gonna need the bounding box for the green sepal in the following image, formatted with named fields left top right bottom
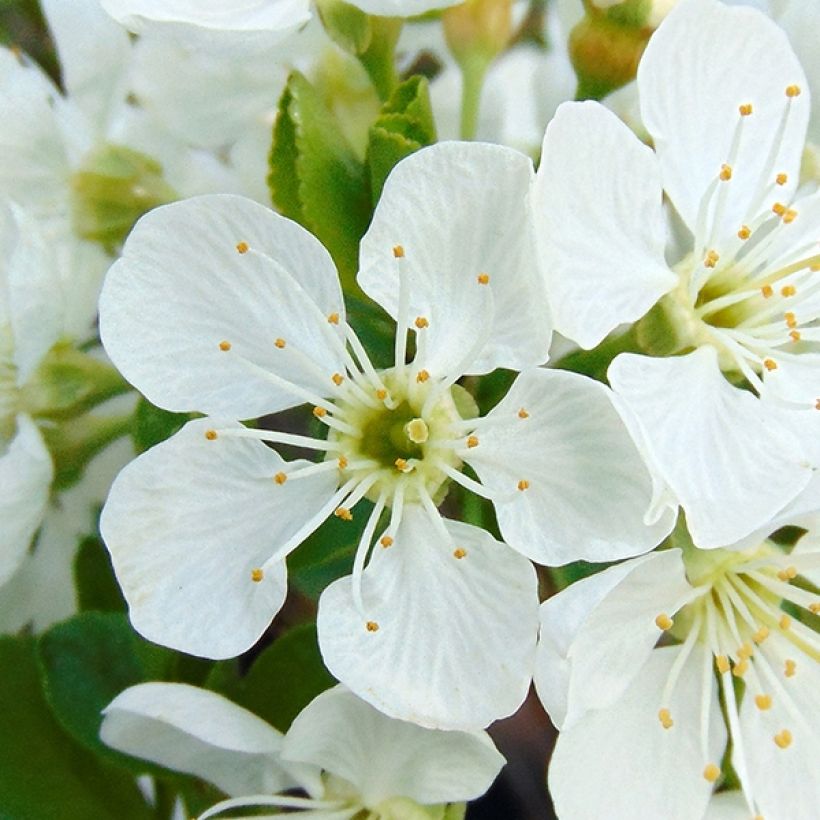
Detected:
left=74, top=532, right=127, bottom=614
left=316, top=0, right=373, bottom=54
left=0, top=634, right=154, bottom=820
left=210, top=623, right=335, bottom=733
left=70, top=143, right=177, bottom=250
left=635, top=298, right=685, bottom=357
left=551, top=326, right=643, bottom=383
left=132, top=395, right=193, bottom=453
left=367, top=75, right=437, bottom=203
left=269, top=70, right=373, bottom=292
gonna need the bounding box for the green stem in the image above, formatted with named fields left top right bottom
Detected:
left=459, top=56, right=489, bottom=140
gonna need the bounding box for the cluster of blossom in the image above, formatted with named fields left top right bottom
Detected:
left=1, top=0, right=819, bottom=818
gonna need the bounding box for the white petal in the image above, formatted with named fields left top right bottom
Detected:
left=347, top=0, right=462, bottom=14
left=703, top=791, right=752, bottom=820
left=467, top=368, right=674, bottom=565
left=549, top=645, right=726, bottom=820
left=358, top=142, right=551, bottom=377
left=99, top=195, right=347, bottom=418
left=608, top=348, right=812, bottom=548
left=101, top=682, right=293, bottom=797
left=40, top=0, right=131, bottom=130
left=0, top=416, right=52, bottom=587
left=534, top=101, right=676, bottom=349
left=282, top=686, right=504, bottom=808
left=540, top=550, right=695, bottom=729
left=760, top=351, right=820, bottom=407
left=316, top=507, right=539, bottom=731
left=100, top=417, right=340, bottom=659
left=638, top=0, right=809, bottom=233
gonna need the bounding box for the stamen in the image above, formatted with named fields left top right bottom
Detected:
left=380, top=535, right=393, bottom=548
left=785, top=84, right=801, bottom=98
left=738, top=225, right=752, bottom=240
left=704, top=249, right=720, bottom=268
left=351, top=491, right=388, bottom=616
left=466, top=435, right=479, bottom=448
left=327, top=312, right=340, bottom=325
left=332, top=372, right=344, bottom=386
left=784, top=659, right=796, bottom=677
left=776, top=173, right=788, bottom=186
left=334, top=507, right=353, bottom=521
left=761, top=284, right=774, bottom=298
left=755, top=694, right=772, bottom=711
left=773, top=729, right=792, bottom=748
left=655, top=613, right=674, bottom=631
left=703, top=763, right=720, bottom=783
left=781, top=284, right=796, bottom=297
left=658, top=708, right=673, bottom=729
left=763, top=358, right=777, bottom=371
left=477, top=273, right=490, bottom=285
left=274, top=472, right=287, bottom=485
left=517, top=479, right=530, bottom=491
left=739, top=103, right=753, bottom=116
left=715, top=655, right=730, bottom=674
left=414, top=316, right=429, bottom=329
left=218, top=340, right=231, bottom=351
left=453, top=547, right=467, bottom=559
left=394, top=246, right=410, bottom=375
left=366, top=620, right=380, bottom=632
left=205, top=429, right=218, bottom=441
left=518, top=407, right=530, bottom=419
left=250, top=568, right=264, bottom=583
left=719, top=164, right=733, bottom=181
left=235, top=241, right=249, bottom=254
left=198, top=794, right=346, bottom=820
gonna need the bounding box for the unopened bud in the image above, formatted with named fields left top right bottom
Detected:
left=443, top=0, right=513, bottom=67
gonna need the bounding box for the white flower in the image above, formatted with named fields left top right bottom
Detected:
left=535, top=0, right=820, bottom=547
left=99, top=141, right=666, bottom=728
left=535, top=525, right=820, bottom=820
left=101, top=683, right=504, bottom=820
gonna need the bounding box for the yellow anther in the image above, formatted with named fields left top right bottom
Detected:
left=777, top=565, right=797, bottom=581
left=739, top=103, right=753, bottom=116
left=416, top=369, right=430, bottom=383
left=393, top=245, right=405, bottom=258
left=703, top=763, right=721, bottom=783
left=776, top=173, right=788, bottom=186
left=753, top=626, right=770, bottom=644
left=205, top=429, right=218, bottom=441
left=774, top=729, right=793, bottom=749
left=517, top=479, right=530, bottom=492
left=376, top=388, right=388, bottom=401
left=313, top=406, right=327, bottom=418
left=218, top=340, right=231, bottom=351
left=366, top=620, right=380, bottom=632
left=789, top=330, right=801, bottom=343
left=394, top=458, right=409, bottom=472
left=809, top=602, right=820, bottom=614
left=779, top=614, right=792, bottom=630
left=274, top=337, right=286, bottom=349
left=327, top=312, right=340, bottom=325
left=785, top=658, right=796, bottom=677
left=781, top=284, right=796, bottom=297
left=414, top=316, right=429, bottom=329
left=815, top=398, right=820, bottom=410
left=250, top=568, right=264, bottom=583
left=763, top=358, right=778, bottom=371
left=715, top=655, right=730, bottom=674
left=772, top=202, right=787, bottom=216
left=518, top=408, right=530, bottom=419
left=380, top=535, right=394, bottom=548
left=658, top=708, right=674, bottom=729
left=783, top=208, right=798, bottom=224
left=331, top=372, right=344, bottom=386
left=755, top=694, right=773, bottom=711
left=786, top=84, right=801, bottom=98
left=719, top=164, right=733, bottom=181
left=738, top=225, right=751, bottom=240
left=704, top=249, right=720, bottom=268
left=466, top=435, right=479, bottom=448
left=236, top=241, right=249, bottom=254
left=337, top=455, right=348, bottom=470
left=732, top=659, right=749, bottom=678
left=274, top=472, right=287, bottom=485
left=761, top=284, right=774, bottom=298
left=784, top=311, right=797, bottom=328
left=654, top=613, right=674, bottom=631
left=335, top=507, right=353, bottom=521
left=737, top=642, right=754, bottom=660
left=453, top=548, right=467, bottom=559
left=477, top=273, right=490, bottom=285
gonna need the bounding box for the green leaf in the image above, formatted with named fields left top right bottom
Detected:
left=316, top=0, right=372, bottom=55
left=0, top=635, right=153, bottom=820
left=217, top=624, right=335, bottom=733
left=367, top=75, right=436, bottom=203
left=269, top=70, right=372, bottom=290
left=36, top=612, right=174, bottom=770
left=74, top=533, right=127, bottom=614
left=132, top=395, right=192, bottom=453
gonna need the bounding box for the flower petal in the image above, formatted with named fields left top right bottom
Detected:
left=534, top=101, right=675, bottom=349
left=282, top=686, right=504, bottom=807
left=99, top=194, right=347, bottom=418
left=537, top=550, right=696, bottom=730
left=466, top=368, right=675, bottom=565
left=638, top=0, right=809, bottom=234
left=548, top=645, right=726, bottom=820
left=101, top=682, right=293, bottom=798
left=0, top=415, right=52, bottom=587
left=608, top=348, right=812, bottom=548
left=100, top=417, right=340, bottom=658
left=358, top=142, right=550, bottom=377
left=316, top=506, right=539, bottom=731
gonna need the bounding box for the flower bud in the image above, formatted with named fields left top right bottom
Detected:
left=443, top=0, right=513, bottom=69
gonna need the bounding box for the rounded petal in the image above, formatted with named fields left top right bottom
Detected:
left=99, top=194, right=347, bottom=418
left=282, top=686, right=504, bottom=808
left=316, top=507, right=539, bottom=731
left=608, top=348, right=813, bottom=548
left=466, top=368, right=674, bottom=565
left=638, top=0, right=809, bottom=233
left=549, top=645, right=726, bottom=820
left=101, top=682, right=292, bottom=797
left=100, top=417, right=340, bottom=658
left=704, top=791, right=752, bottom=820
left=534, top=101, right=676, bottom=349
left=358, top=142, right=551, bottom=377
left=0, top=416, right=53, bottom=587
